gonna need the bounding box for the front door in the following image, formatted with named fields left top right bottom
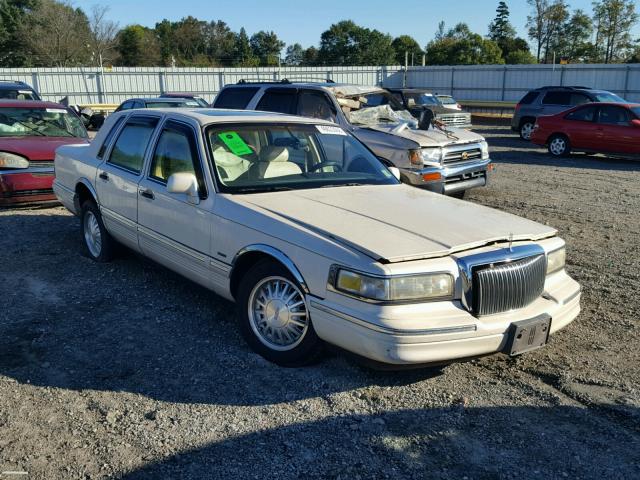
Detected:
left=595, top=106, right=637, bottom=154
left=137, top=119, right=215, bottom=287
left=95, top=115, right=160, bottom=251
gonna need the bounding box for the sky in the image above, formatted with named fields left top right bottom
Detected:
left=82, top=0, right=640, bottom=49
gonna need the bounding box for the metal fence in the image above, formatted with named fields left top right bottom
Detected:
left=0, top=63, right=638, bottom=104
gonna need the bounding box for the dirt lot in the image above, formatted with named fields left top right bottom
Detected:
left=1, top=126, right=639, bottom=479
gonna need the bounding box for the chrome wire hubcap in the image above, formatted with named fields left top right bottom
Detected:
left=84, top=211, right=102, bottom=257
left=521, top=123, right=534, bottom=139
left=248, top=276, right=308, bottom=351
left=550, top=138, right=565, bottom=155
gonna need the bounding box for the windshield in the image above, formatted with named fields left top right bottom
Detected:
left=437, top=96, right=457, bottom=105
left=0, top=107, right=87, bottom=138
left=206, top=123, right=398, bottom=193
left=631, top=107, right=640, bottom=118
left=0, top=89, right=38, bottom=100
left=341, top=91, right=415, bottom=126
left=146, top=100, right=201, bottom=108
left=593, top=92, right=626, bottom=103
left=405, top=93, right=439, bottom=106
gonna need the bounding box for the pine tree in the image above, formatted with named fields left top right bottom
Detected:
left=489, top=1, right=516, bottom=43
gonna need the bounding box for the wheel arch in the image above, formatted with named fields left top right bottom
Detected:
left=519, top=116, right=536, bottom=128
left=74, top=179, right=99, bottom=213
left=229, top=244, right=309, bottom=300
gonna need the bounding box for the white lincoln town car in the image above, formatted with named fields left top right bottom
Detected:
left=53, top=109, right=581, bottom=367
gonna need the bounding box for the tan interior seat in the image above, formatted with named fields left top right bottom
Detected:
left=212, top=145, right=251, bottom=182
left=255, top=146, right=302, bottom=178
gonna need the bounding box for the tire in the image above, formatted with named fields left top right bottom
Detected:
left=548, top=134, right=571, bottom=157
left=450, top=190, right=466, bottom=200
left=236, top=259, right=323, bottom=367
left=80, top=200, right=115, bottom=262
left=519, top=120, right=535, bottom=140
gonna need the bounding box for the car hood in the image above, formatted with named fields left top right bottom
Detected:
left=236, top=185, right=556, bottom=263
left=0, top=136, right=88, bottom=161
left=360, top=124, right=482, bottom=148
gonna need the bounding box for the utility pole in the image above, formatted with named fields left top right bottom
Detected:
left=403, top=51, right=408, bottom=88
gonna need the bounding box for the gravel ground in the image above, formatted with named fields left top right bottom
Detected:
left=1, top=126, right=639, bottom=479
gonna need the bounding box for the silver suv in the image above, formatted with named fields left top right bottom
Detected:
left=213, top=81, right=492, bottom=198
left=512, top=86, right=626, bottom=140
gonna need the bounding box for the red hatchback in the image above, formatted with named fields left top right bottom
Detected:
left=531, top=102, right=640, bottom=158
left=0, top=100, right=89, bottom=206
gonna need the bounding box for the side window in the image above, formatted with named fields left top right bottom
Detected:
left=133, top=101, right=145, bottom=109
left=213, top=87, right=259, bottom=109
left=570, top=93, right=590, bottom=106
left=255, top=89, right=296, bottom=114
left=519, top=91, right=540, bottom=105
left=149, top=122, right=203, bottom=193
left=116, top=101, right=132, bottom=112
left=597, top=106, right=631, bottom=126
left=297, top=90, right=336, bottom=122
left=97, top=116, right=126, bottom=158
left=565, top=106, right=597, bottom=122
left=108, top=116, right=159, bottom=174
left=542, top=91, right=570, bottom=105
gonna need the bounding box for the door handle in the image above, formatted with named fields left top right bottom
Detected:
left=139, top=189, right=155, bottom=200
left=98, top=172, right=109, bottom=181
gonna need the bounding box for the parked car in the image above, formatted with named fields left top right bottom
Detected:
left=0, top=80, right=41, bottom=101
left=53, top=108, right=580, bottom=367
left=512, top=86, right=627, bottom=140
left=531, top=102, right=640, bottom=158
left=386, top=88, right=472, bottom=128
left=160, top=92, right=210, bottom=107
left=114, top=97, right=204, bottom=112
left=0, top=100, right=88, bottom=206
left=436, top=94, right=463, bottom=111
left=213, top=81, right=492, bottom=198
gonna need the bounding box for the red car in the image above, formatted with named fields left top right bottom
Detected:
left=531, top=102, right=640, bottom=158
left=0, top=100, right=89, bottom=206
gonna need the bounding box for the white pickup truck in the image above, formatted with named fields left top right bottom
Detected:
left=53, top=108, right=581, bottom=367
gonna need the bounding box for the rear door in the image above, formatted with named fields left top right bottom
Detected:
left=136, top=119, right=216, bottom=287
left=595, top=106, right=637, bottom=154
left=95, top=115, right=160, bottom=251
left=541, top=91, right=572, bottom=115
left=563, top=105, right=598, bottom=150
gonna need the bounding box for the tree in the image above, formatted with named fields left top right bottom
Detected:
left=592, top=0, right=638, bottom=63
left=284, top=43, right=304, bottom=66
left=526, top=0, right=569, bottom=63
left=204, top=20, right=236, bottom=66
left=553, top=10, right=594, bottom=63
left=391, top=35, right=423, bottom=65
left=425, top=23, right=504, bottom=65
left=302, top=46, right=318, bottom=66
left=27, top=0, right=92, bottom=67
left=115, top=25, right=161, bottom=66
left=488, top=1, right=516, bottom=43
left=0, top=0, right=37, bottom=66
left=88, top=5, right=119, bottom=67
left=317, top=20, right=395, bottom=66
left=233, top=27, right=257, bottom=66
left=250, top=30, right=284, bottom=66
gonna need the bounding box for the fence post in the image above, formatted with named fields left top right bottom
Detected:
left=96, top=70, right=104, bottom=104
left=559, top=66, right=565, bottom=86
left=31, top=72, right=40, bottom=97
left=623, top=65, right=630, bottom=99
left=218, top=72, right=225, bottom=93
left=450, top=67, right=455, bottom=96
left=158, top=71, right=166, bottom=94
left=501, top=66, right=507, bottom=101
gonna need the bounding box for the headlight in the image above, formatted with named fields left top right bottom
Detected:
left=332, top=267, right=454, bottom=302
left=421, top=147, right=443, bottom=165
left=408, top=149, right=423, bottom=166
left=546, top=247, right=566, bottom=274
left=480, top=141, right=489, bottom=159
left=0, top=152, right=29, bottom=169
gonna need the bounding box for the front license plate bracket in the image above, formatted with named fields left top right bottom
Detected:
left=506, top=314, right=551, bottom=356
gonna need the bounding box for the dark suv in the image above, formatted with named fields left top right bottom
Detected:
left=0, top=80, right=41, bottom=101
left=512, top=86, right=626, bottom=140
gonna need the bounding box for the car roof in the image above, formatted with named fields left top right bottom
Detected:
left=227, top=81, right=384, bottom=96
left=160, top=92, right=201, bottom=97
left=387, top=88, right=435, bottom=94
left=127, top=107, right=339, bottom=127
left=0, top=100, right=67, bottom=109
left=0, top=80, right=33, bottom=89
left=125, top=97, right=196, bottom=103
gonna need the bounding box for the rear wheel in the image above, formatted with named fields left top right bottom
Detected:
left=548, top=134, right=570, bottom=157
left=236, top=259, right=323, bottom=367
left=80, top=201, right=114, bottom=262
left=519, top=120, right=535, bottom=140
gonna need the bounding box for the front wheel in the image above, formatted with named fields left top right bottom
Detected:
left=450, top=190, right=466, bottom=200
left=80, top=201, right=115, bottom=262
left=236, top=260, right=323, bottom=367
left=548, top=134, right=571, bottom=157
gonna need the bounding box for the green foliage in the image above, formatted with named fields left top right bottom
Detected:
left=116, top=25, right=161, bottom=66
left=0, top=0, right=37, bottom=66
left=489, top=1, right=517, bottom=42
left=425, top=23, right=504, bottom=65
left=592, top=0, right=638, bottom=63
left=233, top=28, right=258, bottom=67
left=391, top=35, right=423, bottom=65
left=250, top=30, right=284, bottom=66
left=317, top=20, right=396, bottom=66
left=284, top=43, right=304, bottom=66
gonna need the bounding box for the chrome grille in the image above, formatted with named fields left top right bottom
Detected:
left=436, top=113, right=471, bottom=128
left=443, top=148, right=482, bottom=165
left=28, top=161, right=55, bottom=169
left=472, top=254, right=546, bottom=316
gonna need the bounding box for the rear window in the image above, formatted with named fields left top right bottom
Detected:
left=256, top=89, right=296, bottom=114
left=0, top=89, right=38, bottom=100
left=214, top=87, right=259, bottom=109
left=518, top=91, right=540, bottom=105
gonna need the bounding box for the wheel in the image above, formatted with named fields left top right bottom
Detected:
left=519, top=120, right=535, bottom=140
left=450, top=190, right=466, bottom=200
left=548, top=134, right=570, bottom=157
left=80, top=200, right=114, bottom=262
left=236, top=259, right=323, bottom=367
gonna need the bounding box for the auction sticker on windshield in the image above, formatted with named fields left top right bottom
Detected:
left=218, top=131, right=253, bottom=156
left=316, top=125, right=346, bottom=136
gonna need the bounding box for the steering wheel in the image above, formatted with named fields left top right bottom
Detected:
left=308, top=161, right=343, bottom=172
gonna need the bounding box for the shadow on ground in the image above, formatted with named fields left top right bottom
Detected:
left=119, top=406, right=640, bottom=479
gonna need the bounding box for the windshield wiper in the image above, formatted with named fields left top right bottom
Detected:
left=8, top=120, right=45, bottom=136
left=235, top=186, right=295, bottom=194
left=319, top=182, right=366, bottom=188
left=35, top=118, right=75, bottom=137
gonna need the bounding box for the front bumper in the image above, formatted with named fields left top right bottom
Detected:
left=309, top=270, right=580, bottom=365
left=401, top=158, right=492, bottom=195
left=0, top=167, right=56, bottom=206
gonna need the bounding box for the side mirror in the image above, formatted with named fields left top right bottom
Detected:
left=418, top=109, right=434, bottom=130
left=167, top=172, right=200, bottom=205
left=388, top=166, right=401, bottom=181
left=632, top=119, right=640, bottom=128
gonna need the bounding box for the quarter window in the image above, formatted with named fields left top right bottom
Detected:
left=256, top=89, right=296, bottom=114
left=213, top=87, right=259, bottom=109
left=108, top=117, right=159, bottom=173
left=518, top=91, right=540, bottom=105
left=565, top=106, right=596, bottom=122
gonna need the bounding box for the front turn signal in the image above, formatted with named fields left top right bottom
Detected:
left=422, top=172, right=442, bottom=182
